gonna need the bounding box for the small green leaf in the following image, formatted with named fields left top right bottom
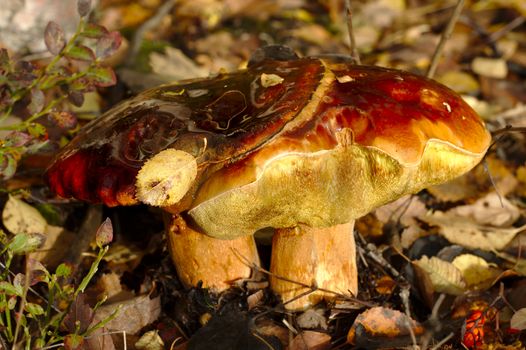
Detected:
left=0, top=48, right=10, bottom=68
left=8, top=233, right=45, bottom=254
left=8, top=295, right=17, bottom=310
left=64, top=45, right=95, bottom=62
left=39, top=73, right=62, bottom=90
left=0, top=152, right=17, bottom=180
left=56, top=263, right=72, bottom=278
left=0, top=281, right=22, bottom=296
left=81, top=23, right=108, bottom=39
left=87, top=66, right=116, bottom=87
left=27, top=123, right=47, bottom=138
left=25, top=302, right=44, bottom=316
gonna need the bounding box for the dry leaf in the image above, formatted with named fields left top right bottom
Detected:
left=438, top=71, right=480, bottom=94
left=420, top=211, right=525, bottom=251
left=289, top=331, right=330, bottom=350
left=452, top=254, right=500, bottom=289
left=28, top=225, right=74, bottom=269
left=93, top=295, right=161, bottom=335
left=135, top=330, right=164, bottom=350
left=150, top=47, right=209, bottom=80
left=296, top=308, right=327, bottom=330
left=449, top=192, right=520, bottom=227
left=413, top=256, right=466, bottom=295
left=96, top=272, right=124, bottom=300
left=373, top=194, right=427, bottom=248
left=255, top=319, right=289, bottom=347
left=291, top=24, right=332, bottom=46
left=2, top=196, right=47, bottom=235
left=472, top=57, right=508, bottom=79
left=347, top=306, right=424, bottom=345
left=510, top=308, right=526, bottom=330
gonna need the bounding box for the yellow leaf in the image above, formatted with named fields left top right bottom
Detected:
left=2, top=196, right=47, bottom=235
left=452, top=254, right=500, bottom=289
left=421, top=212, right=525, bottom=251
left=414, top=256, right=466, bottom=295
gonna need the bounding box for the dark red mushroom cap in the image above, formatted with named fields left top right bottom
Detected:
left=46, top=57, right=325, bottom=206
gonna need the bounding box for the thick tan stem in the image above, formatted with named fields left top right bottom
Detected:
left=167, top=214, right=260, bottom=292
left=270, top=221, right=357, bottom=310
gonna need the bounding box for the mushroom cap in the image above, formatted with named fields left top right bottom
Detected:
left=46, top=56, right=491, bottom=238
left=46, top=57, right=325, bottom=206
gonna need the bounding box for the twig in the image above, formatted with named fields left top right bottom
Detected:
left=420, top=293, right=446, bottom=349
left=430, top=332, right=454, bottom=350
left=489, top=16, right=526, bottom=42
left=427, top=0, right=465, bottom=78
left=231, top=248, right=375, bottom=307
left=483, top=160, right=504, bottom=208
left=345, top=0, right=361, bottom=64
left=125, top=0, right=178, bottom=67
left=399, top=287, right=418, bottom=349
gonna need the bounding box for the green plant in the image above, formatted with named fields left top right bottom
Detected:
left=0, top=0, right=121, bottom=180
left=0, top=217, right=117, bottom=349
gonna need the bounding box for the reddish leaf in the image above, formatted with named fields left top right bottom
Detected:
left=64, top=334, right=84, bottom=350
left=49, top=111, right=78, bottom=130
left=462, top=310, right=486, bottom=349
left=44, top=21, right=66, bottom=55
left=64, top=45, right=95, bottom=62
left=6, top=131, right=31, bottom=147
left=81, top=23, right=108, bottom=39
left=95, top=217, right=113, bottom=247
left=77, top=0, right=92, bottom=17
left=87, top=66, right=116, bottom=87
left=96, top=31, right=122, bottom=59
left=68, top=90, right=85, bottom=107
left=26, top=259, right=48, bottom=286
left=62, top=293, right=94, bottom=334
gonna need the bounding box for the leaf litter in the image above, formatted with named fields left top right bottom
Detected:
left=2, top=0, right=526, bottom=348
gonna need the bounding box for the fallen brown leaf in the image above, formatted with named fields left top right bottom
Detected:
left=288, top=331, right=330, bottom=350
left=347, top=306, right=424, bottom=346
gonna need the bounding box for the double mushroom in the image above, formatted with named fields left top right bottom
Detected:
left=46, top=48, right=490, bottom=310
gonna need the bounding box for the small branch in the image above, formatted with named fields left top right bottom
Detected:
left=345, top=0, right=361, bottom=64
left=427, top=0, right=465, bottom=78
left=126, top=0, right=178, bottom=67
left=489, top=16, right=526, bottom=42
left=232, top=248, right=375, bottom=307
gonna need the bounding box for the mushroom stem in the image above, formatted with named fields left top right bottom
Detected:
left=270, top=221, right=357, bottom=310
left=166, top=214, right=260, bottom=292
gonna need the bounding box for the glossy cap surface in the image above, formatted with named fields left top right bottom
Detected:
left=46, top=56, right=490, bottom=238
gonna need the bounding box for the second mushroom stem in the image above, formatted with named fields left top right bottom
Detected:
left=166, top=214, right=260, bottom=292
left=270, top=221, right=358, bottom=310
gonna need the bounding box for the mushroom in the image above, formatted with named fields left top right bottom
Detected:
left=46, top=48, right=491, bottom=308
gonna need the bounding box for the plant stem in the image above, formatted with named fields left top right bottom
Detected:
left=427, top=0, right=465, bottom=78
